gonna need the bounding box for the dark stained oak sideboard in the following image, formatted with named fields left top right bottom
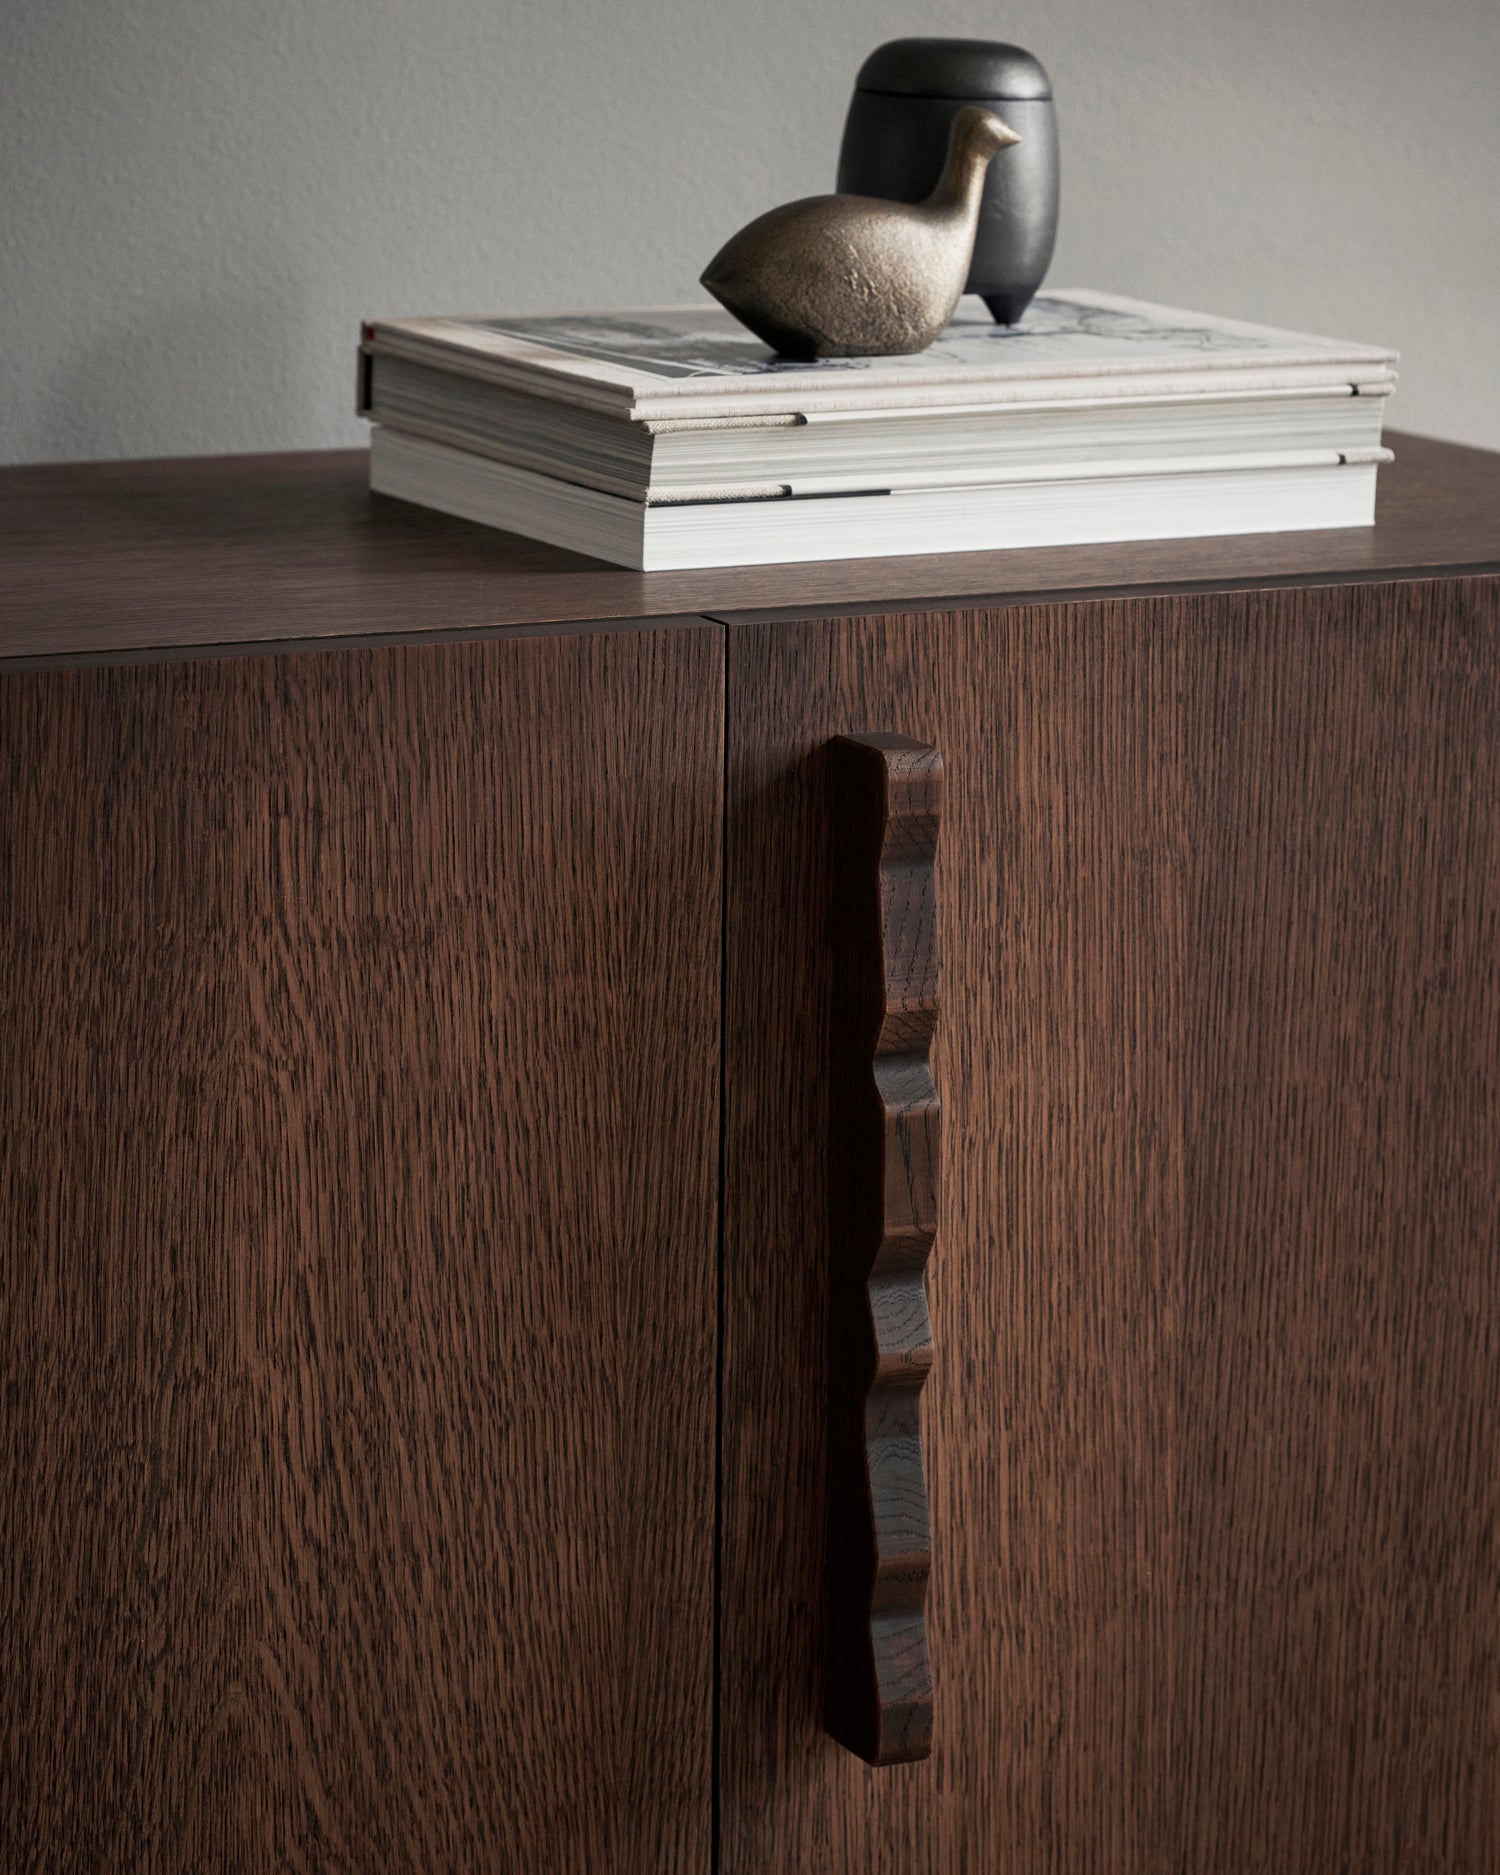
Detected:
left=2, top=437, right=1498, bottom=1873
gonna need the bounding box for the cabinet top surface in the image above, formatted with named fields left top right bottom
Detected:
left=3, top=431, right=1499, bottom=662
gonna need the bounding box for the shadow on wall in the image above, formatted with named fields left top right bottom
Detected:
left=22, top=276, right=312, bottom=465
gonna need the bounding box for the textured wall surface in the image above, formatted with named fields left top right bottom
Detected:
left=3, top=0, right=1497, bottom=466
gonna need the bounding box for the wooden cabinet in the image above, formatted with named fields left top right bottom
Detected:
left=722, top=579, right=1500, bottom=1873
left=1, top=628, right=722, bottom=1871
left=2, top=438, right=1498, bottom=1871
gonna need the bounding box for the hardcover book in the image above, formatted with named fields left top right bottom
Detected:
left=360, top=290, right=1397, bottom=421
left=359, top=290, right=1397, bottom=568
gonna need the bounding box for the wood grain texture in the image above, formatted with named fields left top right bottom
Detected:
left=825, top=734, right=943, bottom=1766
left=721, top=576, right=1500, bottom=1874
left=3, top=432, right=1500, bottom=661
left=0, top=625, right=723, bottom=1873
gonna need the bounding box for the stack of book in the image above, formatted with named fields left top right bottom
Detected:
left=358, top=290, right=1397, bottom=570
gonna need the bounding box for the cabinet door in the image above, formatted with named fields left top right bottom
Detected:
left=1, top=624, right=721, bottom=1873
left=722, top=578, right=1500, bottom=1873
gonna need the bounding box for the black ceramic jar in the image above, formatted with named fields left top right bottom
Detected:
left=837, top=38, right=1059, bottom=325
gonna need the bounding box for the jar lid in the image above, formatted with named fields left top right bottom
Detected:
left=853, top=37, right=1052, bottom=102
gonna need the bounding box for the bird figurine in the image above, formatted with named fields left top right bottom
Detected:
left=701, top=105, right=1021, bottom=359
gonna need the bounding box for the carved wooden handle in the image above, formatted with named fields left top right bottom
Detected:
left=825, top=732, right=942, bottom=1766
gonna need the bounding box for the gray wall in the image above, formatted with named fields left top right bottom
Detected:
left=4, top=0, right=1497, bottom=466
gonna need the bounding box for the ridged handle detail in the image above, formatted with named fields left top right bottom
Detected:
left=825, top=732, right=942, bottom=1766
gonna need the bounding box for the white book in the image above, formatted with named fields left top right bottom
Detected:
left=362, top=348, right=1392, bottom=502
left=361, top=290, right=1398, bottom=422
left=370, top=425, right=1391, bottom=573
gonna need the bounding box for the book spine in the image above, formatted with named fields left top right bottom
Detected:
left=628, top=366, right=1400, bottom=423
left=362, top=330, right=1399, bottom=425
left=797, top=381, right=1396, bottom=425
left=655, top=447, right=1396, bottom=507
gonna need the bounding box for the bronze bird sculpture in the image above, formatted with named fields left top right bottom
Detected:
left=701, top=104, right=1021, bottom=359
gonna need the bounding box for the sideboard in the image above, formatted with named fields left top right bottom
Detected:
left=3, top=434, right=1498, bottom=1872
